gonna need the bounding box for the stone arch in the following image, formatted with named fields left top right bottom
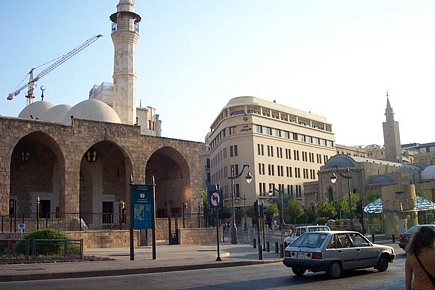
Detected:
left=146, top=146, right=191, bottom=218
left=10, top=131, right=65, bottom=218
left=79, top=140, right=133, bottom=229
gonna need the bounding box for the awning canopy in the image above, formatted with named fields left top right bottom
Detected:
left=364, top=196, right=435, bottom=214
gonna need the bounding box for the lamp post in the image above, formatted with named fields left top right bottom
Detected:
left=241, top=194, right=247, bottom=232
left=228, top=164, right=252, bottom=244
left=36, top=196, right=40, bottom=230
left=268, top=187, right=284, bottom=232
left=330, top=165, right=353, bottom=227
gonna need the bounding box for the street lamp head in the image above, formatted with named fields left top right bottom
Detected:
left=330, top=172, right=337, bottom=184
left=245, top=172, right=253, bottom=184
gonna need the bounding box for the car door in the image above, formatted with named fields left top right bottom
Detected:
left=347, top=232, right=378, bottom=267
left=335, top=233, right=359, bottom=270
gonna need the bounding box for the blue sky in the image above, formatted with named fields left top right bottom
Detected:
left=1, top=1, right=434, bottom=146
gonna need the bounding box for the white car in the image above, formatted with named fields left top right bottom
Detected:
left=284, top=225, right=331, bottom=244
left=283, top=230, right=396, bottom=279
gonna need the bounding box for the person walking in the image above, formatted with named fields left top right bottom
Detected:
left=405, top=226, right=435, bottom=290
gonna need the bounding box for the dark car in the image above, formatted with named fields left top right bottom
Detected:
left=398, top=224, right=435, bottom=250
left=283, top=230, right=395, bottom=279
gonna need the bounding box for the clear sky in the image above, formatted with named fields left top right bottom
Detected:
left=1, top=1, right=434, bottom=146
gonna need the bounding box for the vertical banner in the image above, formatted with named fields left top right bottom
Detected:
left=131, top=184, right=154, bottom=229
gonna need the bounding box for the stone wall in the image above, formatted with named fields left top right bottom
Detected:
left=179, top=228, right=219, bottom=245
left=65, top=230, right=140, bottom=249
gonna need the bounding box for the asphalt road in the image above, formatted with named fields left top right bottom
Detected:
left=0, top=251, right=407, bottom=290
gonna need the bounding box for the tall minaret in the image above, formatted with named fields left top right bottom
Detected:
left=110, top=0, right=141, bottom=125
left=382, top=92, right=402, bottom=163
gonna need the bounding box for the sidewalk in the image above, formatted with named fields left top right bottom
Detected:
left=0, top=242, right=282, bottom=282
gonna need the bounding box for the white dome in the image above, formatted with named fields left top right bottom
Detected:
left=40, top=104, right=72, bottom=122
left=18, top=101, right=55, bottom=119
left=61, top=99, right=121, bottom=125
left=422, top=165, right=435, bottom=181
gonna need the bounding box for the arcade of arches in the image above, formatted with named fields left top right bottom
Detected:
left=0, top=117, right=203, bottom=242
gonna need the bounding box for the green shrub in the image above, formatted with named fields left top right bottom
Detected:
left=16, top=229, right=69, bottom=256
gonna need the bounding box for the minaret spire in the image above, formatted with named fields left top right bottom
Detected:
left=382, top=93, right=402, bottom=163
left=110, top=0, right=141, bottom=125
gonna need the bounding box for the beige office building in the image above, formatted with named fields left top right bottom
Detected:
left=203, top=96, right=336, bottom=216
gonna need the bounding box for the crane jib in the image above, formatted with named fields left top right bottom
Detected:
left=7, top=34, right=103, bottom=104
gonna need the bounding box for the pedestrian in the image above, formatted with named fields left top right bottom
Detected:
left=405, top=226, right=435, bottom=290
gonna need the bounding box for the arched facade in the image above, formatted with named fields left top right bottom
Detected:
left=0, top=116, right=203, bottom=233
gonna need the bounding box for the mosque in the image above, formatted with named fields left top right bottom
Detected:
left=0, top=0, right=206, bottom=247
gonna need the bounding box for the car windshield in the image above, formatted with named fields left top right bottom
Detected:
left=291, top=233, right=328, bottom=248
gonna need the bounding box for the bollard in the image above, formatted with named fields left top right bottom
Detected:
left=372, top=234, right=375, bottom=243
left=253, top=238, right=256, bottom=248
left=258, top=244, right=263, bottom=260
left=280, top=243, right=284, bottom=258
left=392, top=234, right=395, bottom=243
left=266, top=241, right=270, bottom=252
left=275, top=241, right=279, bottom=254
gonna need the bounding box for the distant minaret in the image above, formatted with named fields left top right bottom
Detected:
left=110, top=0, right=141, bottom=125
left=383, top=92, right=402, bottom=163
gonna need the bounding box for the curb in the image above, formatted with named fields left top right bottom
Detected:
left=0, top=259, right=283, bottom=282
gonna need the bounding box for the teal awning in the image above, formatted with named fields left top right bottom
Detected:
left=364, top=196, right=435, bottom=214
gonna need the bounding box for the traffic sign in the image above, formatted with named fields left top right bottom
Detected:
left=208, top=189, right=223, bottom=208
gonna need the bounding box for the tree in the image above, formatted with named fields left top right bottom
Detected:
left=416, top=188, right=429, bottom=199
left=265, top=203, right=279, bottom=220
left=285, top=198, right=304, bottom=224
left=366, top=191, right=382, bottom=203
left=316, top=199, right=337, bottom=220
left=338, top=193, right=360, bottom=219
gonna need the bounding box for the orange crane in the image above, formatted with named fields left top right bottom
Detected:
left=7, top=34, right=102, bottom=105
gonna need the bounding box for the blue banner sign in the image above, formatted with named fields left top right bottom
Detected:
left=131, top=184, right=154, bottom=229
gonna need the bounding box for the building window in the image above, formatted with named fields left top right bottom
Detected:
left=234, top=145, right=238, bottom=156
left=300, top=135, right=305, bottom=142
left=266, top=127, right=272, bottom=135
left=229, top=126, right=236, bottom=135
left=284, top=131, right=290, bottom=139
left=275, top=129, right=281, bottom=137
left=267, top=145, right=274, bottom=157
left=256, top=125, right=262, bottom=133
left=293, top=133, right=298, bottom=140
left=307, top=136, right=312, bottom=143
left=315, top=138, right=320, bottom=145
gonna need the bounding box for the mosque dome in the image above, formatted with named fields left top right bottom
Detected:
left=40, top=104, right=72, bottom=122
left=422, top=165, right=435, bottom=181
left=324, top=155, right=355, bottom=169
left=18, top=101, right=55, bottom=119
left=61, top=99, right=121, bottom=125
left=370, top=175, right=395, bottom=185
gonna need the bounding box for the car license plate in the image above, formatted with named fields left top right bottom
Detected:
left=297, top=252, right=308, bottom=259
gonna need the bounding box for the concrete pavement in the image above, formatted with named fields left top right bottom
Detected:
left=0, top=241, right=282, bottom=282
left=0, top=236, right=398, bottom=283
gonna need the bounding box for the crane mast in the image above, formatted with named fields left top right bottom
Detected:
left=7, top=34, right=102, bottom=105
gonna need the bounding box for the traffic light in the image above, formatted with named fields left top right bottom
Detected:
left=254, top=200, right=259, bottom=217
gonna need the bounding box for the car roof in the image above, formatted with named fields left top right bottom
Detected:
left=304, top=230, right=360, bottom=234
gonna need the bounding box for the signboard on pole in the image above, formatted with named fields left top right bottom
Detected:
left=131, top=184, right=154, bottom=229
left=208, top=189, right=223, bottom=209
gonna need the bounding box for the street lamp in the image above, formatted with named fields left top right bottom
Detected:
left=36, top=196, right=40, bottom=230
left=268, top=187, right=284, bottom=232
left=330, top=165, right=353, bottom=227
left=241, top=194, right=247, bottom=232
left=228, top=164, right=252, bottom=244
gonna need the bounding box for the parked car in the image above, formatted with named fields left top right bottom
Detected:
left=283, top=230, right=396, bottom=279
left=283, top=225, right=331, bottom=244
left=398, top=224, right=435, bottom=250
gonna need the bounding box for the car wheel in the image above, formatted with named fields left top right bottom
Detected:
left=292, top=267, right=306, bottom=276
left=375, top=254, right=389, bottom=272
left=327, top=261, right=342, bottom=279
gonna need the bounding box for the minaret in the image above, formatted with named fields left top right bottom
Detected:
left=382, top=92, right=402, bottom=163
left=110, top=0, right=141, bottom=125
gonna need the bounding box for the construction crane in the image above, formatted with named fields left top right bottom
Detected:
left=7, top=34, right=103, bottom=105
